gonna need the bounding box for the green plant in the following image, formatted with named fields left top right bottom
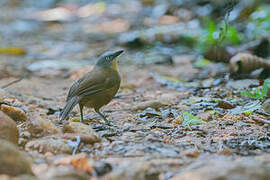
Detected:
left=206, top=19, right=242, bottom=45
left=182, top=112, right=206, bottom=126
left=196, top=18, right=243, bottom=53
left=241, top=79, right=270, bottom=100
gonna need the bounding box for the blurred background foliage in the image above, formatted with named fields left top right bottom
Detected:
left=0, top=0, right=269, bottom=71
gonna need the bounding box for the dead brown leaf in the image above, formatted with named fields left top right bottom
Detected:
left=55, top=153, right=94, bottom=173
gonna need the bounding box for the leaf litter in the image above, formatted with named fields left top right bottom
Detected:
left=1, top=0, right=270, bottom=180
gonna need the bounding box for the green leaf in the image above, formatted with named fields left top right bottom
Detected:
left=262, top=78, right=270, bottom=97
left=240, top=91, right=258, bottom=98
left=254, top=89, right=263, bottom=99
left=226, top=26, right=242, bottom=45
left=241, top=78, right=270, bottom=100
left=244, top=111, right=253, bottom=116
left=206, top=19, right=217, bottom=45
left=182, top=112, right=206, bottom=126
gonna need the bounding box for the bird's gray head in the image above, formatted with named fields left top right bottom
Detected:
left=96, top=50, right=124, bottom=68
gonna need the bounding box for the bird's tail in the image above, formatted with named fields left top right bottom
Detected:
left=60, top=96, right=79, bottom=122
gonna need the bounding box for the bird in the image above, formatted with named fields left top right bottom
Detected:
left=60, top=50, right=124, bottom=124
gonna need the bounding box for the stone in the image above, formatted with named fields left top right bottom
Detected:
left=0, top=139, right=33, bottom=176
left=26, top=117, right=59, bottom=137
left=0, top=111, right=19, bottom=144
left=1, top=104, right=27, bottom=122
left=101, top=161, right=159, bottom=180
left=62, top=122, right=100, bottom=144
left=40, top=166, right=90, bottom=180
left=62, top=122, right=98, bottom=136
left=262, top=99, right=270, bottom=114
left=170, top=156, right=270, bottom=180
left=25, top=136, right=73, bottom=154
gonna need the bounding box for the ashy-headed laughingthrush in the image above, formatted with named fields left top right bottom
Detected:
left=60, top=50, right=124, bottom=124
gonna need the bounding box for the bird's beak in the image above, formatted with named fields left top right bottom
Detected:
left=113, top=50, right=124, bottom=59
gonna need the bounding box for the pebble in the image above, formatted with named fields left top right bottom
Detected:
left=262, top=99, right=270, bottom=114
left=62, top=122, right=98, bottom=136
left=0, top=111, right=19, bottom=144
left=170, top=156, right=270, bottom=180
left=25, top=136, right=73, bottom=154
left=26, top=117, right=59, bottom=137
left=0, top=139, right=33, bottom=176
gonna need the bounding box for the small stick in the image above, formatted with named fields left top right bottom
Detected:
left=1, top=77, right=24, bottom=89
left=251, top=115, right=270, bottom=125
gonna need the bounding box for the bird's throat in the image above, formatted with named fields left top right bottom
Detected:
left=112, top=59, right=119, bottom=71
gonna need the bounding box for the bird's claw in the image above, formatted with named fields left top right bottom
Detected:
left=105, top=120, right=117, bottom=127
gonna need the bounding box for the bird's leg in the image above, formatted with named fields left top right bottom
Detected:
left=79, top=104, right=84, bottom=123
left=95, top=109, right=110, bottom=125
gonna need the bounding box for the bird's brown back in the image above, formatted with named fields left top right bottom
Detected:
left=66, top=66, right=121, bottom=109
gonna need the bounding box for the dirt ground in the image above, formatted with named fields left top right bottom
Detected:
left=0, top=0, right=270, bottom=180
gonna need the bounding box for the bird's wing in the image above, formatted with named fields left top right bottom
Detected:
left=66, top=78, right=83, bottom=101
left=66, top=68, right=119, bottom=100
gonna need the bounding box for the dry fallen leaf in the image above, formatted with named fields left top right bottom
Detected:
left=163, top=139, right=169, bottom=143
left=55, top=153, right=94, bottom=173
left=0, top=47, right=26, bottom=55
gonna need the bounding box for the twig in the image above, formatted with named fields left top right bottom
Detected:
left=251, top=115, right=270, bottom=125
left=1, top=77, right=24, bottom=89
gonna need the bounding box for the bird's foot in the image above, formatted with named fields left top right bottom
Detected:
left=104, top=119, right=117, bottom=127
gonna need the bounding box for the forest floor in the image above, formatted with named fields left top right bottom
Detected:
left=0, top=0, right=270, bottom=180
